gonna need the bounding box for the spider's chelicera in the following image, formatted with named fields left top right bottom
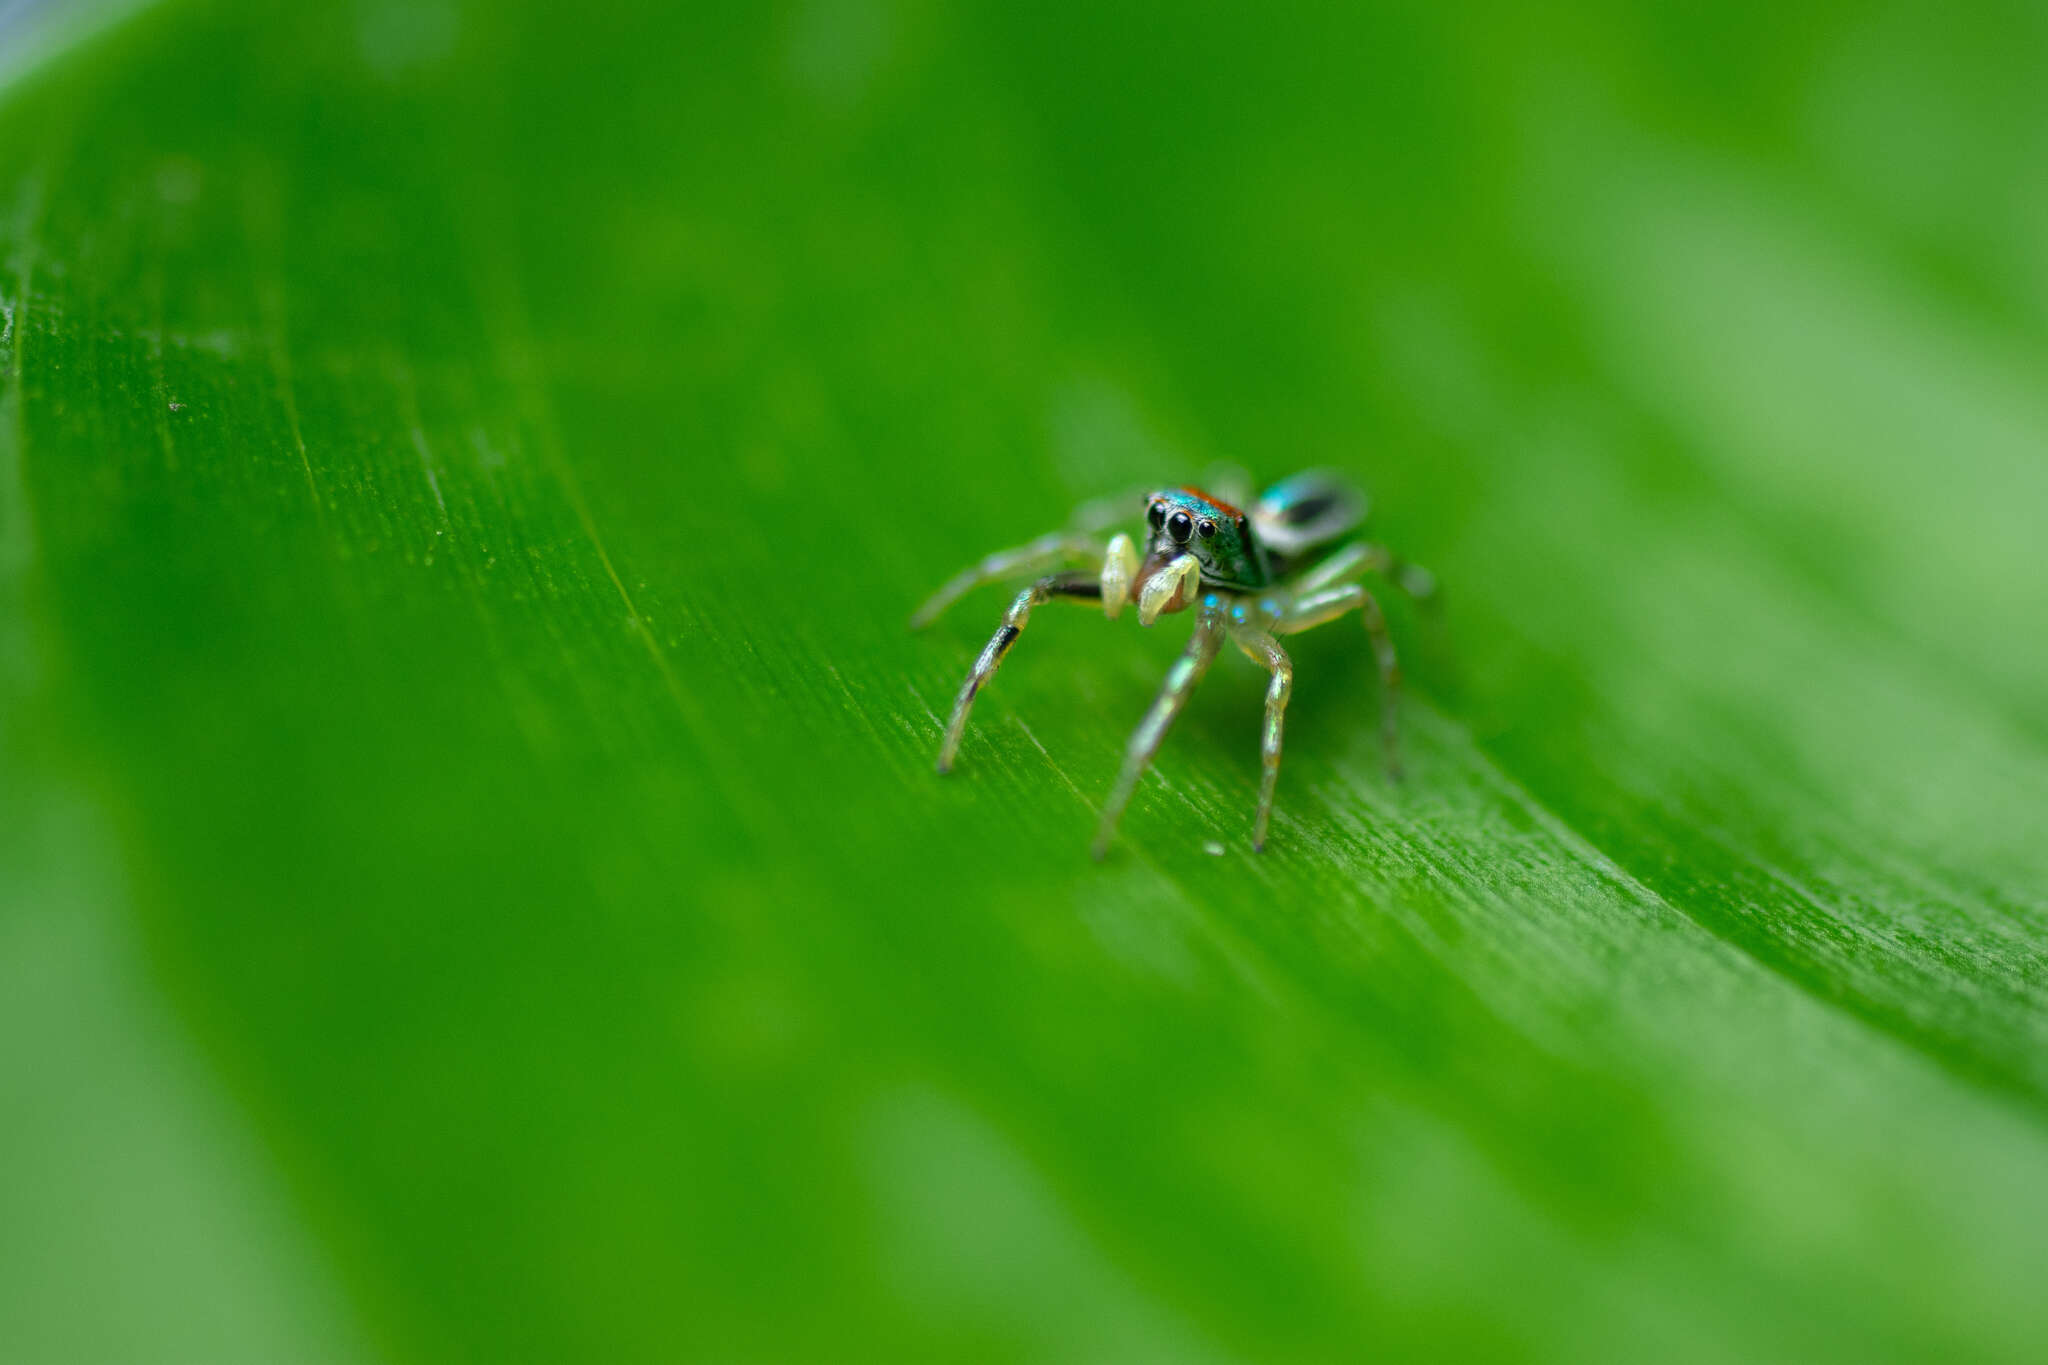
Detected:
left=911, top=471, right=1436, bottom=857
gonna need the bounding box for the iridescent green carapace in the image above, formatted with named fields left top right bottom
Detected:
left=912, top=470, right=1436, bottom=857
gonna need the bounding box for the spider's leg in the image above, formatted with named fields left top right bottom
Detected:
left=1291, top=540, right=1438, bottom=605
left=1068, top=487, right=1152, bottom=535
left=910, top=532, right=1104, bottom=630
left=1292, top=541, right=1373, bottom=592
left=1282, top=583, right=1403, bottom=779
left=936, top=572, right=1103, bottom=772
left=1091, top=605, right=1227, bottom=860
left=1231, top=624, right=1294, bottom=852
left=1358, top=543, right=1439, bottom=606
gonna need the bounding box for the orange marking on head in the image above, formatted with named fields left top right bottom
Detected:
left=1177, top=485, right=1245, bottom=519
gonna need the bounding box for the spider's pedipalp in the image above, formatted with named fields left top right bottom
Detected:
left=1100, top=533, right=1139, bottom=619
left=1135, top=552, right=1200, bottom=626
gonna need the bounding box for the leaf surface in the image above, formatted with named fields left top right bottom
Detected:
left=3, top=2, right=2045, bottom=1360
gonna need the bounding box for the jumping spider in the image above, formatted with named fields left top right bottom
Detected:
left=913, top=471, right=1435, bottom=857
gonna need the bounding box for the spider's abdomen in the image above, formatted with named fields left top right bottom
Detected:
left=1253, top=471, right=1366, bottom=575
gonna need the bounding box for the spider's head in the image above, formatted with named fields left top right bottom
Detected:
left=1120, top=487, right=1270, bottom=626
left=1139, top=487, right=1268, bottom=603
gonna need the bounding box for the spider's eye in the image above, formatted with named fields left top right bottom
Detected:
left=1197, top=519, right=1216, bottom=539
left=1147, top=502, right=1166, bottom=530
left=1166, top=510, right=1193, bottom=543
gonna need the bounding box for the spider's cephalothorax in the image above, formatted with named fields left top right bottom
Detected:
left=912, top=470, right=1436, bottom=857
left=1142, top=486, right=1268, bottom=588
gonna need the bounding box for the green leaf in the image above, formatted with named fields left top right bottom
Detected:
left=5, top=1, right=2046, bottom=1360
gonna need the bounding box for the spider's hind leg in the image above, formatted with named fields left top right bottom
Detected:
left=1292, top=540, right=1438, bottom=605
left=1362, top=543, right=1439, bottom=607
left=937, top=572, right=1103, bottom=773
left=1282, top=583, right=1404, bottom=779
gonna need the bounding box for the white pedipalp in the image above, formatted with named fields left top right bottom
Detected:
left=1136, top=553, right=1201, bottom=627
left=1100, top=533, right=1138, bottom=619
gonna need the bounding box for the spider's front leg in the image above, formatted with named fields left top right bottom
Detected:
left=1231, top=626, right=1294, bottom=852
left=1091, top=601, right=1227, bottom=860
left=935, top=572, right=1104, bottom=773
left=910, top=531, right=1105, bottom=631
left=911, top=522, right=1143, bottom=627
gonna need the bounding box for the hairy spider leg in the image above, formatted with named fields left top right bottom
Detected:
left=1230, top=624, right=1294, bottom=851
left=1091, top=602, right=1228, bottom=860
left=910, top=532, right=1105, bottom=630
left=936, top=572, right=1104, bottom=772
left=1282, top=582, right=1404, bottom=778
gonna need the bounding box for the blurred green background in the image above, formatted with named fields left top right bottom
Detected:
left=3, top=0, right=2046, bottom=1360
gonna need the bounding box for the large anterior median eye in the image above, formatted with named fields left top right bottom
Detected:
left=1167, top=510, right=1193, bottom=543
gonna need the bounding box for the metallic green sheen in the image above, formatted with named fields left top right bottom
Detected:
left=1144, top=487, right=1272, bottom=589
